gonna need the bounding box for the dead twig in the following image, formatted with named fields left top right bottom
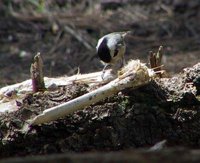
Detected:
left=149, top=46, right=164, bottom=77
left=30, top=53, right=45, bottom=92
left=149, top=140, right=167, bottom=151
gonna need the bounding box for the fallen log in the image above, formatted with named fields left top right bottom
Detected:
left=0, top=61, right=199, bottom=159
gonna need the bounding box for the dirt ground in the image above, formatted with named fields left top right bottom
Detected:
left=0, top=0, right=200, bottom=162
left=0, top=0, right=199, bottom=86
left=0, top=62, right=199, bottom=159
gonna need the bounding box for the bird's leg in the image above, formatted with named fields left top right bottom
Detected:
left=101, top=64, right=108, bottom=80
left=121, top=56, right=126, bottom=67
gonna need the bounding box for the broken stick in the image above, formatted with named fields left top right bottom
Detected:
left=149, top=46, right=164, bottom=77
left=30, top=53, right=45, bottom=92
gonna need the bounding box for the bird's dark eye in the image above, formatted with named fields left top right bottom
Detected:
left=113, top=49, right=118, bottom=57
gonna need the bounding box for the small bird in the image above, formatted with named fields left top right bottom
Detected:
left=96, top=31, right=130, bottom=78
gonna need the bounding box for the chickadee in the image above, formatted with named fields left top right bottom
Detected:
left=96, top=31, right=130, bottom=78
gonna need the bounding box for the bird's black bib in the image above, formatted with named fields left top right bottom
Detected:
left=97, top=38, right=111, bottom=63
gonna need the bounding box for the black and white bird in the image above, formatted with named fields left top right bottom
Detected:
left=96, top=31, right=130, bottom=78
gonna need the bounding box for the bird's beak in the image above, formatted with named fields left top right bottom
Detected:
left=122, top=31, right=132, bottom=37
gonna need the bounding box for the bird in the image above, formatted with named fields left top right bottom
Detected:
left=96, top=31, right=130, bottom=79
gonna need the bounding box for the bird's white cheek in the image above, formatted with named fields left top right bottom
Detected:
left=107, top=39, right=116, bottom=49
left=109, top=49, right=115, bottom=58
left=96, top=37, right=104, bottom=49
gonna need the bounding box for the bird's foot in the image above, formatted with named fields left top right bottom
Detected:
left=101, top=70, right=105, bottom=80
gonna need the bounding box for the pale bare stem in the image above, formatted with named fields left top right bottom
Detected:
left=154, top=70, right=166, bottom=75
left=151, top=65, right=164, bottom=69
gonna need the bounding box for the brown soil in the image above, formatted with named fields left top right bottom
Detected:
left=0, top=62, right=200, bottom=159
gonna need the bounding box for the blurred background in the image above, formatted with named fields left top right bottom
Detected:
left=0, top=0, right=199, bottom=86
